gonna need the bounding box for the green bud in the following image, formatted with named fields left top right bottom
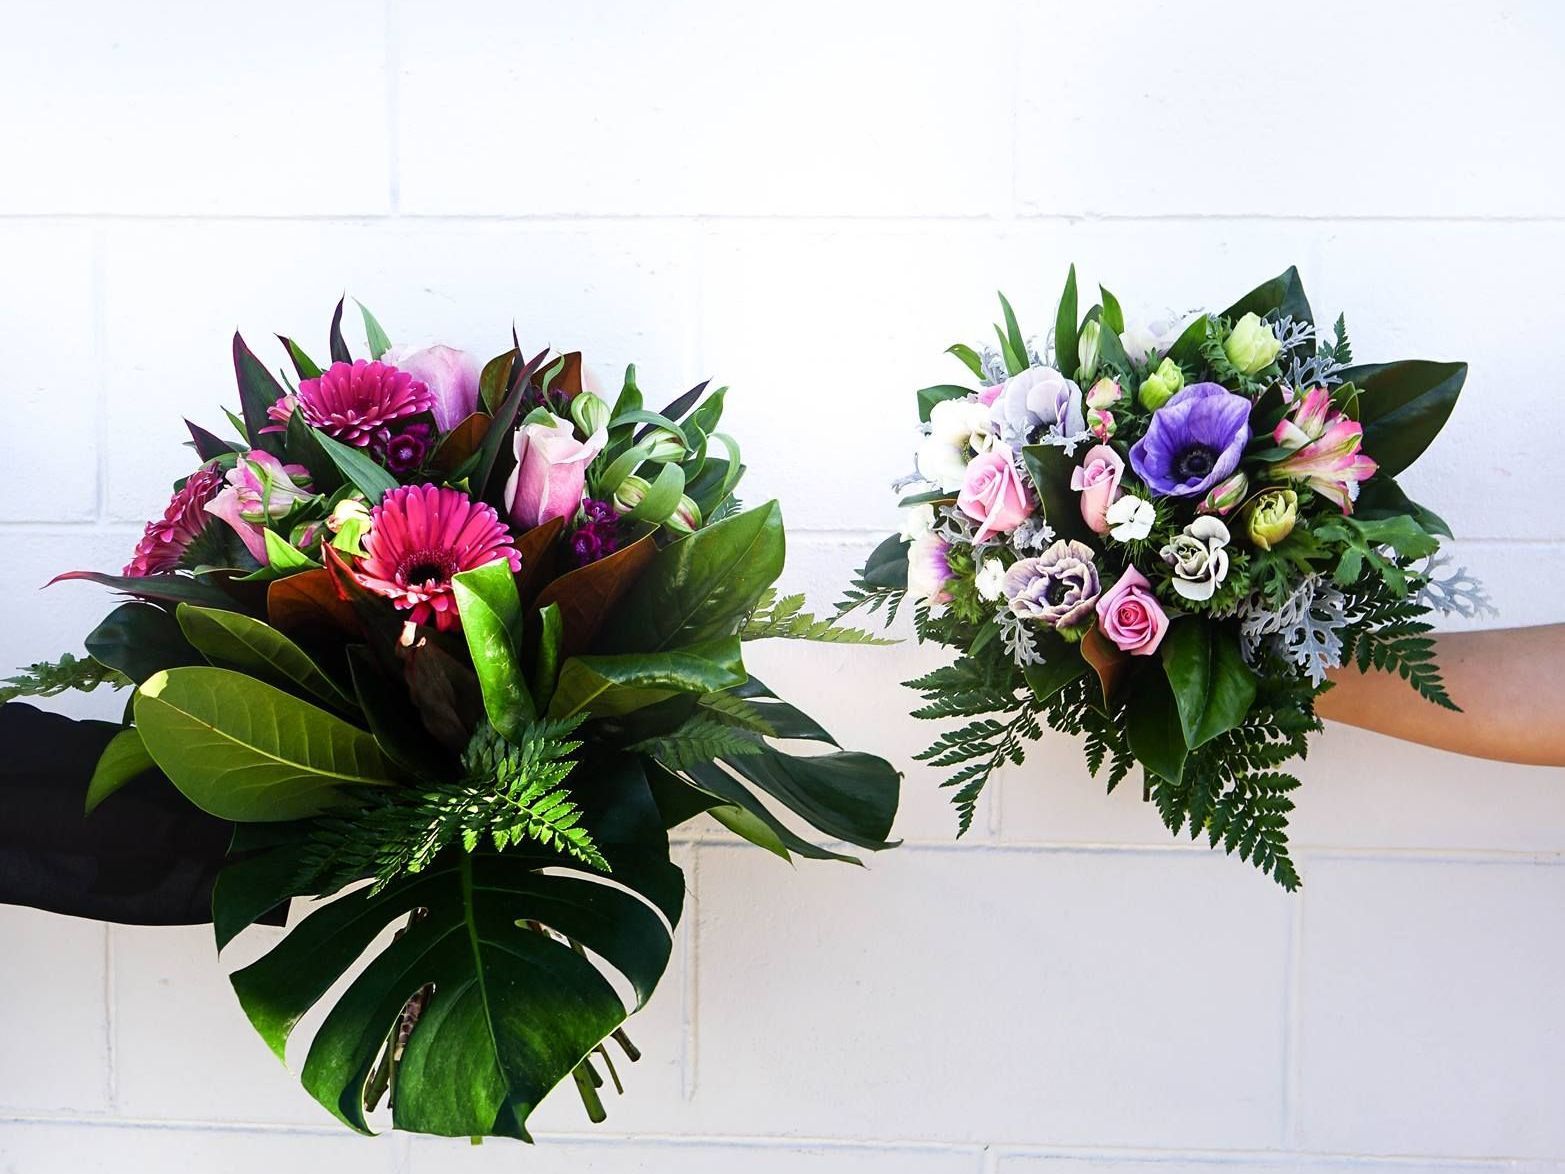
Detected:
left=1243, top=487, right=1298, bottom=550
left=1138, top=356, right=1185, bottom=411
left=1224, top=311, right=1281, bottom=376
left=663, top=494, right=703, bottom=536
left=569, top=390, right=609, bottom=437
left=1077, top=320, right=1101, bottom=385
left=612, top=473, right=651, bottom=515
left=641, top=427, right=685, bottom=463
left=328, top=496, right=372, bottom=557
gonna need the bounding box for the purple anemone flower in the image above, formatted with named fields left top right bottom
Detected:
left=1003, top=539, right=1100, bottom=631
left=1128, top=382, right=1252, bottom=498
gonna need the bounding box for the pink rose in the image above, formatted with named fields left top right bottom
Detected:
left=381, top=343, right=480, bottom=431
left=1094, top=564, right=1169, bottom=656
left=503, top=414, right=607, bottom=530
left=1069, top=443, right=1125, bottom=535
left=956, top=444, right=1033, bottom=543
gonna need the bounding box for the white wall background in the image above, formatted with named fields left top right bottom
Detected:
left=2, top=1, right=1563, bottom=1170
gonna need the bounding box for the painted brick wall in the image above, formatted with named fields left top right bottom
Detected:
left=1, top=2, right=1562, bottom=1170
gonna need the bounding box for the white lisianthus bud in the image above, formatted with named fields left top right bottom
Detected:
left=612, top=474, right=650, bottom=514
left=975, top=556, right=1008, bottom=602
left=640, top=427, right=686, bottom=463
left=569, top=391, right=610, bottom=437
left=1077, top=320, right=1101, bottom=385
left=664, top=494, right=703, bottom=535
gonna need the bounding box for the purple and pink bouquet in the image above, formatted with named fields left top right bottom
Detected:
left=845, top=268, right=1487, bottom=888
left=3, top=301, right=898, bottom=1140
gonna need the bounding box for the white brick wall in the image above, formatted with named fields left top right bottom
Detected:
left=2, top=1, right=1562, bottom=1169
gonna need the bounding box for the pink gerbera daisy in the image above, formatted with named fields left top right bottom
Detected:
left=272, top=359, right=434, bottom=449
left=353, top=484, right=522, bottom=632
left=123, top=465, right=226, bottom=577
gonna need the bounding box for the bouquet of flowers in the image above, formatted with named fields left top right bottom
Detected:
left=1, top=300, right=898, bottom=1139
left=844, top=267, right=1488, bottom=888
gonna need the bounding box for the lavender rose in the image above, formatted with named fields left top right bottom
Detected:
left=957, top=444, right=1034, bottom=543
left=1128, top=382, right=1252, bottom=498
left=1002, top=539, right=1100, bottom=631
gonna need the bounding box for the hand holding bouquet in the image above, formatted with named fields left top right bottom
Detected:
left=847, top=267, right=1488, bottom=887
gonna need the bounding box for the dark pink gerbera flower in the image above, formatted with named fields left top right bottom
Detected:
left=123, top=465, right=226, bottom=577
left=353, top=484, right=522, bottom=632
left=273, top=359, right=434, bottom=449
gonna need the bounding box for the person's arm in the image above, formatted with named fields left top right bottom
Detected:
left=1317, top=625, right=1565, bottom=767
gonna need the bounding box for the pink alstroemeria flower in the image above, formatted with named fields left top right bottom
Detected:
left=205, top=450, right=314, bottom=564
left=1270, top=388, right=1377, bottom=512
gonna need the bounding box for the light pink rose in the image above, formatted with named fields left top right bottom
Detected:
left=381, top=343, right=481, bottom=431
left=1094, top=564, right=1169, bottom=656
left=503, top=415, right=608, bottom=530
left=956, top=444, right=1033, bottom=543
left=1069, top=443, right=1125, bottom=535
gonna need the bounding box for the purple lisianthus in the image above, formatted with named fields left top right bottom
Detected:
left=1002, top=539, right=1100, bottom=631
left=1128, top=382, right=1252, bottom=498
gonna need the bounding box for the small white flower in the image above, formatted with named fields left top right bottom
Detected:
left=975, top=556, right=1008, bottom=602
left=929, top=397, right=995, bottom=455
left=1105, top=495, right=1156, bottom=543
left=898, top=503, right=936, bottom=543
left=915, top=434, right=968, bottom=493
left=1120, top=313, right=1198, bottom=365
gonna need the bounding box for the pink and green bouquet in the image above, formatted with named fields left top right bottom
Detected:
left=845, top=268, right=1487, bottom=888
left=2, top=301, right=898, bottom=1139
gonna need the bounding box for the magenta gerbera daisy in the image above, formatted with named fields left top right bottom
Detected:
left=123, top=465, right=226, bottom=577
left=353, top=484, right=522, bottom=632
left=275, top=359, right=435, bottom=449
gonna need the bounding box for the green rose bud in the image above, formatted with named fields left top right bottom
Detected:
left=1077, top=320, right=1101, bottom=385
left=327, top=496, right=372, bottom=557
left=1224, top=312, right=1281, bottom=376
left=1138, top=356, right=1185, bottom=411
left=612, top=473, right=650, bottom=515
left=663, top=494, right=703, bottom=536
left=641, top=427, right=685, bottom=463
left=569, top=390, right=609, bottom=437
left=1243, top=487, right=1299, bottom=550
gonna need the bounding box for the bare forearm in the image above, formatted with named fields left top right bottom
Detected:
left=1318, top=625, right=1565, bottom=766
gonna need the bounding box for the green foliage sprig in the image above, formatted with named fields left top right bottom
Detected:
left=742, top=590, right=893, bottom=644
left=1, top=653, right=129, bottom=703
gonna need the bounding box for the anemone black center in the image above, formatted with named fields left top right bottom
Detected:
left=1044, top=579, right=1071, bottom=606
left=1174, top=444, right=1218, bottom=480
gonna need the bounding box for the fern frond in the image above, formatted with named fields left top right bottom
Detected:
left=743, top=589, right=894, bottom=645
left=696, top=692, right=778, bottom=737
left=1, top=652, right=129, bottom=704
left=302, top=718, right=603, bottom=893
left=631, top=716, right=765, bottom=772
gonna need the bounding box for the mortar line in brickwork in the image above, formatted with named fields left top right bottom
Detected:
left=101, top=925, right=116, bottom=1109
left=1281, top=872, right=1306, bottom=1148
left=384, top=0, right=400, bottom=215
left=682, top=845, right=702, bottom=1102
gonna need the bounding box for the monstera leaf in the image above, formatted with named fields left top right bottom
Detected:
left=213, top=752, right=683, bottom=1139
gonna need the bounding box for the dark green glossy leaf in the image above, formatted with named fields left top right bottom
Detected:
left=52, top=570, right=247, bottom=611
left=84, top=727, right=156, bottom=814
left=1166, top=314, right=1210, bottom=367
left=176, top=603, right=355, bottom=714
left=232, top=333, right=288, bottom=457
left=999, top=290, right=1029, bottom=375
left=451, top=559, right=535, bottom=740
left=278, top=335, right=323, bottom=380
left=1099, top=285, right=1125, bottom=335
left=312, top=429, right=400, bottom=503
left=479, top=349, right=518, bottom=416
left=683, top=762, right=858, bottom=864
left=916, top=384, right=977, bottom=423
left=549, top=639, right=745, bottom=720
left=284, top=410, right=345, bottom=493
left=1020, top=445, right=1094, bottom=545
left=1354, top=475, right=1452, bottom=539
left=946, top=343, right=986, bottom=381
left=328, top=297, right=352, bottom=364
left=1160, top=620, right=1257, bottom=749
left=1022, top=631, right=1089, bottom=702
left=187, top=419, right=241, bottom=461
left=721, top=745, right=899, bottom=851
left=1125, top=666, right=1187, bottom=784
left=85, top=601, right=202, bottom=683
left=345, top=645, right=453, bottom=783
left=1054, top=265, right=1078, bottom=378
left=356, top=302, right=391, bottom=360
left=134, top=667, right=395, bottom=822
left=597, top=501, right=785, bottom=653
left=1222, top=266, right=1312, bottom=327
left=1337, top=360, right=1467, bottom=477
